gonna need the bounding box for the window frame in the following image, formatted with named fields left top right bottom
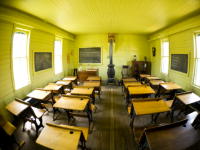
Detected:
left=161, top=39, right=169, bottom=75
left=54, top=37, right=63, bottom=75
left=192, top=32, right=200, bottom=88
left=11, top=27, right=31, bottom=90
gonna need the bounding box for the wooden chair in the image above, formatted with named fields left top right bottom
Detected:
left=121, top=65, right=131, bottom=78
left=14, top=98, right=46, bottom=137
left=0, top=115, right=25, bottom=150
left=165, top=91, right=192, bottom=123
left=155, top=82, right=173, bottom=98
left=62, top=95, right=96, bottom=132
left=35, top=88, right=61, bottom=120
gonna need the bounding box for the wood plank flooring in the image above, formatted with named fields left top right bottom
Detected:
left=1, top=84, right=200, bottom=150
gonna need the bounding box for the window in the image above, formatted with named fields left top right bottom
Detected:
left=161, top=40, right=169, bottom=74
left=12, top=30, right=30, bottom=90
left=54, top=38, right=62, bottom=74
left=194, top=33, right=200, bottom=86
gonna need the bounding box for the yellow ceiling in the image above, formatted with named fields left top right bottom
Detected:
left=0, top=0, right=200, bottom=35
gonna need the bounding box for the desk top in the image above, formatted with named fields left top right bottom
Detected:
left=53, top=97, right=89, bottom=111
left=71, top=88, right=94, bottom=95
left=132, top=100, right=170, bottom=115
left=56, top=80, right=71, bottom=85
left=122, top=78, right=137, bottom=82
left=62, top=76, right=77, bottom=81
left=5, top=100, right=29, bottom=116
left=161, top=82, right=182, bottom=90
left=44, top=85, right=62, bottom=91
left=36, top=123, right=81, bottom=150
left=83, top=82, right=100, bottom=87
left=150, top=80, right=165, bottom=86
left=146, top=76, right=159, bottom=80
left=176, top=93, right=200, bottom=105
left=87, top=76, right=101, bottom=81
left=145, top=120, right=200, bottom=150
left=139, top=74, right=150, bottom=78
left=124, top=82, right=141, bottom=88
left=27, top=90, right=51, bottom=100
left=128, top=86, right=155, bottom=95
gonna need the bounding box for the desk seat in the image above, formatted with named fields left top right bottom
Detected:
left=31, top=107, right=46, bottom=118
left=164, top=100, right=173, bottom=108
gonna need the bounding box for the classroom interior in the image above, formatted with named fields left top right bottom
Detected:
left=0, top=1, right=200, bottom=150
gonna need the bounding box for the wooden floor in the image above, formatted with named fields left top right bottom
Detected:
left=3, top=84, right=200, bottom=150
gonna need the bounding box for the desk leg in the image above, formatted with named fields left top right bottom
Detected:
left=86, top=111, right=93, bottom=134
left=130, top=110, right=136, bottom=137
left=53, top=107, right=61, bottom=121
left=151, top=113, right=160, bottom=125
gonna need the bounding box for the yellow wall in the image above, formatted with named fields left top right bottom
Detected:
left=150, top=14, right=200, bottom=96
left=74, top=34, right=150, bottom=80
left=0, top=12, right=74, bottom=121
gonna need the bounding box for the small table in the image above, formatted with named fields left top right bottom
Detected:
left=138, top=119, right=200, bottom=150
left=62, top=76, right=77, bottom=85
left=56, top=80, right=72, bottom=91
left=27, top=90, right=59, bottom=120
left=44, top=84, right=63, bottom=94
left=53, top=96, right=93, bottom=132
left=175, top=92, right=200, bottom=115
left=145, top=76, right=160, bottom=83
left=150, top=80, right=164, bottom=88
left=159, top=82, right=182, bottom=99
left=83, top=81, right=101, bottom=98
left=130, top=98, right=170, bottom=135
left=87, top=76, right=101, bottom=83
left=5, top=100, right=29, bottom=116
left=139, top=74, right=150, bottom=81
left=71, top=87, right=95, bottom=104
left=36, top=123, right=86, bottom=150
left=127, top=85, right=155, bottom=106
left=123, top=82, right=141, bottom=93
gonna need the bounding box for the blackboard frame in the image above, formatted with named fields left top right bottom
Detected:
left=170, top=52, right=190, bottom=76
left=33, top=51, right=53, bottom=75
left=78, top=47, right=102, bottom=65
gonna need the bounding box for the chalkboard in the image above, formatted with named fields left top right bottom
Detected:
left=171, top=54, right=188, bottom=74
left=79, top=47, right=101, bottom=63
left=34, top=52, right=52, bottom=72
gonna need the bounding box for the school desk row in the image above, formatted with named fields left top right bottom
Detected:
left=2, top=76, right=102, bottom=150
left=122, top=75, right=200, bottom=149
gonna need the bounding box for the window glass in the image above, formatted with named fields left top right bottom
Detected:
left=161, top=40, right=169, bottom=74
left=194, top=34, right=200, bottom=86
left=54, top=38, right=62, bottom=74
left=12, top=31, right=30, bottom=90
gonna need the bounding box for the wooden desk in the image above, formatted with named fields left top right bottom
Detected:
left=27, top=90, right=59, bottom=120
left=139, top=74, right=150, bottom=81
left=44, top=84, right=63, bottom=94
left=5, top=100, right=29, bottom=116
left=138, top=119, right=200, bottom=150
left=150, top=80, right=164, bottom=87
left=130, top=98, right=170, bottom=135
left=53, top=97, right=93, bottom=132
left=160, top=82, right=182, bottom=99
left=78, top=70, right=97, bottom=82
left=27, top=90, right=51, bottom=101
left=71, top=87, right=95, bottom=104
left=56, top=80, right=72, bottom=91
left=36, top=123, right=86, bottom=150
left=130, top=98, right=170, bottom=133
left=123, top=82, right=141, bottom=94
left=62, top=76, right=77, bottom=84
left=176, top=92, right=200, bottom=105
left=122, top=78, right=137, bottom=82
left=87, top=76, right=101, bottom=82
left=127, top=85, right=155, bottom=105
left=83, top=81, right=101, bottom=98
left=173, top=92, right=200, bottom=119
